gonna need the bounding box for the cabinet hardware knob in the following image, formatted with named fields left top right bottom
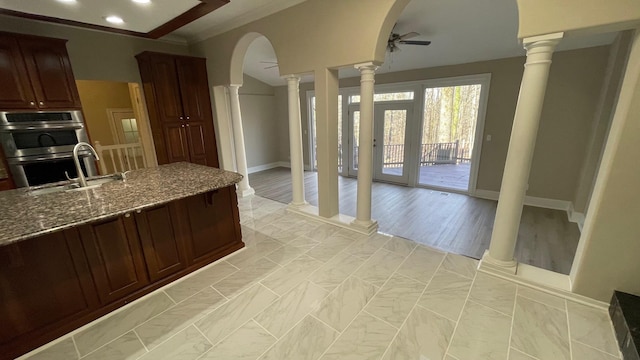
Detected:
left=124, top=213, right=131, bottom=218
left=30, top=101, right=35, bottom=106
left=39, top=101, right=44, bottom=106
left=186, top=116, right=190, bottom=120
left=186, top=124, right=190, bottom=127
left=135, top=209, right=141, bottom=214
left=179, top=116, right=184, bottom=120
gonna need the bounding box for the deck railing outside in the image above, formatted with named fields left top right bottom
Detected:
left=341, top=141, right=471, bottom=169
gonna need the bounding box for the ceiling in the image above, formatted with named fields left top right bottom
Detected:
left=0, top=0, right=200, bottom=33
left=0, top=0, right=617, bottom=87
left=241, top=0, right=617, bottom=86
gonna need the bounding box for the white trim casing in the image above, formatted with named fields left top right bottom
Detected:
left=473, top=189, right=571, bottom=211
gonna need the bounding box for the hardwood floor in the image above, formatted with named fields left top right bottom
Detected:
left=249, top=167, right=580, bottom=275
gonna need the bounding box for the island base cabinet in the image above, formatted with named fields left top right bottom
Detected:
left=0, top=186, right=243, bottom=360
left=0, top=230, right=99, bottom=359
left=179, top=186, right=243, bottom=265
left=78, top=216, right=150, bottom=305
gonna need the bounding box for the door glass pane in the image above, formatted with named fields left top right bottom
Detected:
left=352, top=111, right=360, bottom=171
left=337, top=95, right=343, bottom=173
left=419, top=84, right=482, bottom=191
left=381, top=110, right=407, bottom=176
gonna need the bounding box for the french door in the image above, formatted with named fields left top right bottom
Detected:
left=347, top=102, right=413, bottom=184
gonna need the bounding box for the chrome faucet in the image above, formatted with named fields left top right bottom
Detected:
left=72, top=142, right=100, bottom=187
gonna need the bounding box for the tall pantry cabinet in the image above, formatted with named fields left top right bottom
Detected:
left=136, top=52, right=219, bottom=167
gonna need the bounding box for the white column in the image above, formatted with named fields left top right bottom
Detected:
left=315, top=68, right=340, bottom=218
left=486, top=32, right=563, bottom=270
left=285, top=75, right=307, bottom=207
left=351, top=63, right=379, bottom=233
left=228, top=84, right=255, bottom=197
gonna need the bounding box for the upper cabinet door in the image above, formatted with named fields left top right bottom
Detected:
left=149, top=55, right=184, bottom=123
left=0, top=34, right=37, bottom=109
left=18, top=36, right=81, bottom=109
left=176, top=57, right=210, bottom=123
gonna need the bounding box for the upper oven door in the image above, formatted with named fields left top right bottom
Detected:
left=0, top=125, right=88, bottom=158
left=0, top=111, right=84, bottom=128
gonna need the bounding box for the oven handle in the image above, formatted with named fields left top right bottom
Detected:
left=7, top=151, right=93, bottom=164
left=0, top=124, right=84, bottom=131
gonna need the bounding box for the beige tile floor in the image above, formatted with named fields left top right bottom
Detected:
left=21, top=195, right=621, bottom=360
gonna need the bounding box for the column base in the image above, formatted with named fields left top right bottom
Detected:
left=236, top=186, right=255, bottom=198
left=288, top=200, right=308, bottom=208
left=350, top=219, right=379, bottom=235
left=479, top=250, right=518, bottom=275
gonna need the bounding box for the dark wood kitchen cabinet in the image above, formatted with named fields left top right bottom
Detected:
left=78, top=215, right=150, bottom=305
left=179, top=187, right=243, bottom=265
left=0, top=32, right=81, bottom=110
left=0, top=230, right=99, bottom=358
left=136, top=52, right=219, bottom=168
left=0, top=185, right=243, bottom=360
left=135, top=203, right=187, bottom=282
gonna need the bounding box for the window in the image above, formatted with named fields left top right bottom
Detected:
left=349, top=91, right=414, bottom=103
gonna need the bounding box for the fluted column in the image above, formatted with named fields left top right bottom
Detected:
left=228, top=84, right=255, bottom=197
left=285, top=75, right=307, bottom=207
left=486, top=32, right=563, bottom=270
left=351, top=63, right=378, bottom=233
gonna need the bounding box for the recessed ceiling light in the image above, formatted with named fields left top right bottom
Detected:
left=105, top=16, right=125, bottom=25
left=132, top=0, right=151, bottom=4
left=56, top=0, right=77, bottom=3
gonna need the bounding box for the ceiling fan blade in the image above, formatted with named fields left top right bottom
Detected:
left=260, top=61, right=278, bottom=64
left=264, top=64, right=279, bottom=69
left=399, top=40, right=432, bottom=46
left=398, top=31, right=420, bottom=40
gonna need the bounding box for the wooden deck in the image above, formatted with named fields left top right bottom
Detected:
left=383, top=163, right=471, bottom=191
left=249, top=167, right=580, bottom=275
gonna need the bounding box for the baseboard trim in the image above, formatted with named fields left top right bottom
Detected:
left=286, top=204, right=378, bottom=235
left=247, top=161, right=291, bottom=174
left=566, top=203, right=586, bottom=232
left=478, top=251, right=608, bottom=310
left=473, top=189, right=572, bottom=211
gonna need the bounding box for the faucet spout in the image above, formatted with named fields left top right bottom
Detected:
left=73, top=142, right=99, bottom=188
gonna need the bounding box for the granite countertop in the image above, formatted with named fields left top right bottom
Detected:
left=0, top=162, right=242, bottom=246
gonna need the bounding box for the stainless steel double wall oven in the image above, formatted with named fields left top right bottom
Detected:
left=0, top=111, right=97, bottom=187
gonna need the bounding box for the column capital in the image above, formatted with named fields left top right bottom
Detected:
left=228, top=84, right=241, bottom=93
left=523, top=32, right=563, bottom=52
left=282, top=74, right=301, bottom=82
left=354, top=62, right=379, bottom=72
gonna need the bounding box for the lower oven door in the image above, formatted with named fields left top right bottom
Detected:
left=8, top=153, right=98, bottom=187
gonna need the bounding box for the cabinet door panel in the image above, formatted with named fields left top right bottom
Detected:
left=185, top=122, right=208, bottom=166
left=79, top=216, right=149, bottom=304
left=0, top=34, right=36, bottom=109
left=163, top=123, right=190, bottom=163
left=149, top=55, right=183, bottom=123
left=183, top=187, right=241, bottom=263
left=177, top=57, right=219, bottom=167
left=135, top=204, right=186, bottom=282
left=0, top=230, right=98, bottom=344
left=19, top=37, right=81, bottom=109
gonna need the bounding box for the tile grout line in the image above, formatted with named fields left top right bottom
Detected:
left=362, top=309, right=401, bottom=330
left=132, top=330, right=150, bottom=353
left=517, top=291, right=567, bottom=312
left=571, top=339, right=622, bottom=359
left=511, top=347, right=543, bottom=360
left=443, top=262, right=479, bottom=358
left=565, top=297, right=574, bottom=360
left=79, top=329, right=145, bottom=359
left=380, top=248, right=449, bottom=359
left=251, top=318, right=280, bottom=341
left=506, top=286, right=520, bottom=360
left=71, top=336, right=81, bottom=360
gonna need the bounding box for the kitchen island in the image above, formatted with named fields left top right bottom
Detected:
left=0, top=162, right=244, bottom=359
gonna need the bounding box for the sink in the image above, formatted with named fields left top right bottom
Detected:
left=27, top=173, right=125, bottom=196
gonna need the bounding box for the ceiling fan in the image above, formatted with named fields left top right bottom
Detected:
left=260, top=61, right=279, bottom=70
left=387, top=30, right=431, bottom=53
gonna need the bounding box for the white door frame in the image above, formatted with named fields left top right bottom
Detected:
left=373, top=101, right=414, bottom=184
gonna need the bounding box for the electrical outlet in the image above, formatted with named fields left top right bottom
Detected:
left=486, top=134, right=492, bottom=141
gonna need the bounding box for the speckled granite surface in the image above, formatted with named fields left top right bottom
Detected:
left=0, top=162, right=242, bottom=246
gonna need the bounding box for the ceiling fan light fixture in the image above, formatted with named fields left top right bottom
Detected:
left=56, top=0, right=77, bottom=4
left=104, top=15, right=125, bottom=24
left=132, top=0, right=152, bottom=4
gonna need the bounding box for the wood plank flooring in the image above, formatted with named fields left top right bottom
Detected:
left=248, top=167, right=580, bottom=275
